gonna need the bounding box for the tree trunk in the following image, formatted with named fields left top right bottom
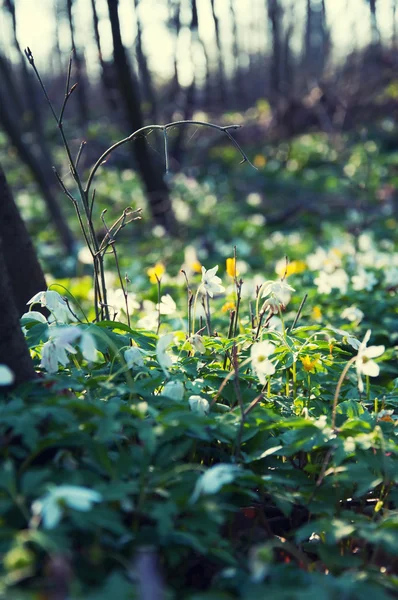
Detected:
left=133, top=0, right=158, bottom=123
left=90, top=0, right=118, bottom=112
left=210, top=0, right=227, bottom=105
left=0, top=163, right=47, bottom=317
left=0, top=235, right=37, bottom=388
left=369, top=0, right=381, bottom=46
left=106, top=0, right=178, bottom=234
left=66, top=0, right=89, bottom=128
left=0, top=76, right=76, bottom=255
left=171, top=0, right=198, bottom=166
left=267, top=0, right=282, bottom=108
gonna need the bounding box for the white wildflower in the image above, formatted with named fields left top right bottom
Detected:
left=156, top=294, right=177, bottom=315
left=201, top=266, right=225, bottom=297
left=27, top=290, right=72, bottom=324
left=351, top=269, right=377, bottom=292
left=156, top=333, right=176, bottom=376
left=188, top=334, right=205, bottom=354
left=32, top=485, right=102, bottom=529
left=314, top=269, right=349, bottom=295
left=107, top=289, right=140, bottom=317
left=0, top=365, right=14, bottom=386
left=261, top=280, right=295, bottom=308
left=188, top=395, right=209, bottom=415
left=355, top=330, right=385, bottom=393
left=341, top=306, right=364, bottom=323
left=41, top=327, right=99, bottom=373
left=251, top=340, right=276, bottom=384
left=384, top=266, right=398, bottom=288
left=124, top=346, right=145, bottom=369
left=190, top=464, right=239, bottom=503
left=162, top=380, right=184, bottom=401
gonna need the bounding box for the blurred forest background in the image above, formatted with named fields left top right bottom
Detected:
left=0, top=0, right=398, bottom=252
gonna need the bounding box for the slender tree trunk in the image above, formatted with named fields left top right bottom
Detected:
left=0, top=81, right=75, bottom=255
left=0, top=163, right=47, bottom=316
left=267, top=0, right=282, bottom=108
left=66, top=0, right=89, bottom=127
left=90, top=0, right=118, bottom=112
left=4, top=0, right=46, bottom=138
left=0, top=235, right=37, bottom=388
left=106, top=0, right=178, bottom=234
left=369, top=0, right=381, bottom=46
left=167, top=0, right=182, bottom=116
left=230, top=0, right=243, bottom=107
left=210, top=0, right=227, bottom=105
left=171, top=0, right=198, bottom=166
left=133, top=0, right=158, bottom=123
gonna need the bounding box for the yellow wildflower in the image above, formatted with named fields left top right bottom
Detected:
left=147, top=262, right=165, bottom=284
left=312, top=305, right=322, bottom=321
left=276, top=259, right=306, bottom=279
left=301, top=355, right=319, bottom=373
left=254, top=154, right=266, bottom=168
left=226, top=257, right=239, bottom=279
left=191, top=260, right=202, bottom=273
left=222, top=301, right=236, bottom=313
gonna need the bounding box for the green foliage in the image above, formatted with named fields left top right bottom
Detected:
left=1, top=119, right=398, bottom=597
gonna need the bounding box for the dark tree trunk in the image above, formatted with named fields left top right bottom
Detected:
left=106, top=0, right=178, bottom=234
left=267, top=0, right=282, bottom=108
left=230, top=0, right=244, bottom=107
left=171, top=0, right=198, bottom=167
left=0, top=235, right=37, bottom=388
left=369, top=0, right=380, bottom=45
left=0, top=163, right=47, bottom=317
left=168, top=0, right=182, bottom=108
left=304, top=0, right=329, bottom=80
left=90, top=0, right=118, bottom=112
left=210, top=0, right=227, bottom=104
left=133, top=0, right=158, bottom=123
left=66, top=0, right=89, bottom=127
left=3, top=0, right=46, bottom=142
left=0, top=78, right=75, bottom=255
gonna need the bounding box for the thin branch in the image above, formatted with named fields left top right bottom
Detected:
left=85, top=120, right=256, bottom=196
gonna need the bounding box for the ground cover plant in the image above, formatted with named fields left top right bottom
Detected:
left=1, top=59, right=398, bottom=600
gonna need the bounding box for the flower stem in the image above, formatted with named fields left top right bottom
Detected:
left=332, top=356, right=356, bottom=429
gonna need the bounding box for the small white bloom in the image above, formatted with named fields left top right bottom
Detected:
left=162, top=380, right=184, bottom=401
left=189, top=395, right=209, bottom=415
left=27, top=291, right=72, bottom=324
left=188, top=334, right=205, bottom=354
left=341, top=306, right=364, bottom=323
left=124, top=346, right=145, bottom=369
left=261, top=297, right=280, bottom=315
left=80, top=332, right=98, bottom=362
left=107, top=288, right=140, bottom=316
left=251, top=341, right=276, bottom=383
left=32, top=485, right=102, bottom=529
left=384, top=266, right=398, bottom=288
left=40, top=327, right=99, bottom=373
left=137, top=311, right=158, bottom=331
left=156, top=294, right=177, bottom=315
left=355, top=330, right=385, bottom=393
left=156, top=333, right=176, bottom=376
left=41, top=337, right=74, bottom=374
left=261, top=280, right=295, bottom=308
left=201, top=265, right=225, bottom=297
left=0, top=365, right=14, bottom=386
left=314, top=269, right=349, bottom=295
left=190, top=464, right=239, bottom=503
left=351, top=269, right=377, bottom=292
